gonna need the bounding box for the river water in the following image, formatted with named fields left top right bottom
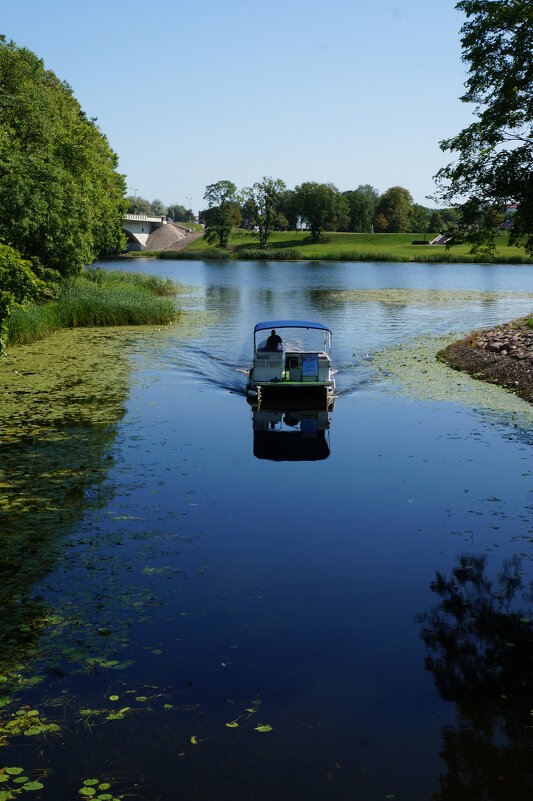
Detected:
left=1, top=259, right=533, bottom=801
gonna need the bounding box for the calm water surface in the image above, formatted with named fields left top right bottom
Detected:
left=1, top=260, right=533, bottom=801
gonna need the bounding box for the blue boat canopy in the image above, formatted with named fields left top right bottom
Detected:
left=254, top=320, right=331, bottom=334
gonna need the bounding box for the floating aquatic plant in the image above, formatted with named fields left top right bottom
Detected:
left=0, top=768, right=45, bottom=797
left=372, top=333, right=533, bottom=422
left=77, top=777, right=118, bottom=800
left=0, top=707, right=60, bottom=747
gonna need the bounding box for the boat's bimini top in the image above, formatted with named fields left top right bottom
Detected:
left=254, top=320, right=332, bottom=334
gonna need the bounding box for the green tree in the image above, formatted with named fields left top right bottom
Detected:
left=429, top=210, right=444, bottom=233
left=435, top=0, right=533, bottom=255
left=446, top=198, right=506, bottom=258
left=294, top=182, right=349, bottom=242
left=0, top=37, right=127, bottom=277
left=242, top=177, right=286, bottom=248
left=167, top=203, right=189, bottom=222
left=203, top=180, right=241, bottom=247
left=343, top=185, right=379, bottom=232
left=126, top=195, right=153, bottom=215
left=278, top=189, right=299, bottom=230
left=0, top=242, right=43, bottom=355
left=374, top=187, right=413, bottom=232
left=409, top=203, right=429, bottom=234
left=151, top=198, right=166, bottom=216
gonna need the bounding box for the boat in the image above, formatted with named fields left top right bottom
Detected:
left=246, top=320, right=335, bottom=406
left=252, top=405, right=332, bottom=461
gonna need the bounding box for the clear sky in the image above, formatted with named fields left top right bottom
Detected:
left=3, top=0, right=473, bottom=212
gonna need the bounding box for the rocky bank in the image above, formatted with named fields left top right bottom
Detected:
left=438, top=316, right=533, bottom=403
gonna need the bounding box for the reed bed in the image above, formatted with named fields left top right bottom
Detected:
left=125, top=249, right=232, bottom=261
left=7, top=271, right=180, bottom=346
left=124, top=246, right=532, bottom=265
left=237, top=248, right=301, bottom=261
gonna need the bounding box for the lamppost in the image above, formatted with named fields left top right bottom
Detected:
left=128, top=187, right=139, bottom=214
left=186, top=196, right=192, bottom=222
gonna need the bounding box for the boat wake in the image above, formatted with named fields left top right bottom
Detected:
left=170, top=345, right=374, bottom=401
left=171, top=344, right=249, bottom=395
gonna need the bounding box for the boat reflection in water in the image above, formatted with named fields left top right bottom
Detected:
left=251, top=398, right=333, bottom=461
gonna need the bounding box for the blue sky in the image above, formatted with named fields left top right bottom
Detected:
left=3, top=0, right=472, bottom=212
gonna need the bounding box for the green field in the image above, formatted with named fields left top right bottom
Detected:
left=183, top=230, right=532, bottom=263
left=174, top=221, right=204, bottom=231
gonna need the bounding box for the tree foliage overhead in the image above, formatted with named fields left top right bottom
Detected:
left=435, top=0, right=533, bottom=254
left=203, top=180, right=241, bottom=247
left=0, top=37, right=128, bottom=277
left=242, top=177, right=286, bottom=248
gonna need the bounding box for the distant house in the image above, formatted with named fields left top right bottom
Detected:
left=502, top=201, right=519, bottom=230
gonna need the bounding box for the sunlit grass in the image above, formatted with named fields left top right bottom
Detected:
left=7, top=270, right=181, bottom=346
left=183, top=230, right=533, bottom=263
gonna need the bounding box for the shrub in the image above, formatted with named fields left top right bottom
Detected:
left=0, top=242, right=43, bottom=354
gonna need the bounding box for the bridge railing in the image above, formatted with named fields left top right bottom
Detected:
left=124, top=213, right=166, bottom=223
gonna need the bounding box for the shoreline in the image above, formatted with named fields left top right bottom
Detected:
left=438, top=316, right=533, bottom=404
left=112, top=249, right=533, bottom=265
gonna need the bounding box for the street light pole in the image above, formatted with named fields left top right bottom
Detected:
left=128, top=187, right=139, bottom=214
left=186, top=196, right=192, bottom=222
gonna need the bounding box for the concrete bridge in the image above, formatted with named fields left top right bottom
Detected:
left=123, top=213, right=168, bottom=250
left=123, top=213, right=198, bottom=251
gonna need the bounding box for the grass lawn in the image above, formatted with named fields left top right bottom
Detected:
left=174, top=222, right=204, bottom=231
left=184, top=230, right=532, bottom=263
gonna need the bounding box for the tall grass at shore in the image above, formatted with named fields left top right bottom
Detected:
left=124, top=247, right=533, bottom=265
left=180, top=230, right=533, bottom=263
left=7, top=270, right=180, bottom=346
left=123, top=249, right=232, bottom=261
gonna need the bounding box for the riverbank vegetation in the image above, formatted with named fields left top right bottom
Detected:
left=0, top=36, right=128, bottom=350
left=172, top=230, right=532, bottom=263
left=6, top=270, right=180, bottom=347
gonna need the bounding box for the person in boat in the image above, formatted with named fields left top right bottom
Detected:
left=266, top=329, right=283, bottom=351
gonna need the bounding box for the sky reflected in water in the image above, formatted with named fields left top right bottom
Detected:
left=1, top=260, right=532, bottom=801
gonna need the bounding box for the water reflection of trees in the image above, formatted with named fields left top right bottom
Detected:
left=0, top=329, right=130, bottom=678
left=419, top=554, right=533, bottom=800
left=205, top=284, right=241, bottom=313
